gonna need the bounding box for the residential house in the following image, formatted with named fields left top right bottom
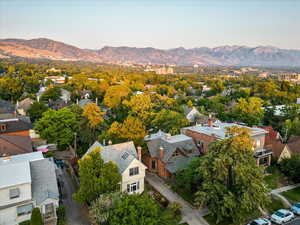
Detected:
left=0, top=118, right=32, bottom=137
left=144, top=131, right=199, bottom=179
left=271, top=141, right=292, bottom=162
left=0, top=152, right=59, bottom=225
left=16, top=98, right=35, bottom=116
left=0, top=100, right=15, bottom=119
left=181, top=121, right=271, bottom=166
left=183, top=106, right=201, bottom=124
left=78, top=99, right=93, bottom=108
left=287, top=136, right=300, bottom=156
left=44, top=76, right=65, bottom=85
left=60, top=89, right=71, bottom=103
left=0, top=135, right=32, bottom=157
left=84, top=141, right=147, bottom=194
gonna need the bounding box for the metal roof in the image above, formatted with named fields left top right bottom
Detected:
left=0, top=161, right=31, bottom=189
left=182, top=122, right=268, bottom=139
left=0, top=152, right=43, bottom=165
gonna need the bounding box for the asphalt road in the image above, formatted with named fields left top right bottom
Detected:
left=284, top=217, right=300, bottom=225
left=58, top=167, right=90, bottom=225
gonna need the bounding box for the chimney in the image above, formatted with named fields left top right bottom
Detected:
left=159, top=146, right=164, bottom=159
left=208, top=114, right=213, bottom=127
left=108, top=140, right=112, bottom=145
left=137, top=146, right=142, bottom=161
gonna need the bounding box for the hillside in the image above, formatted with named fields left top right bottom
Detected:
left=1, top=38, right=300, bottom=67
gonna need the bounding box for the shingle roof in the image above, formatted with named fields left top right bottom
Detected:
left=30, top=158, right=59, bottom=205
left=287, top=136, right=300, bottom=155
left=17, top=98, right=34, bottom=112
left=78, top=99, right=93, bottom=108
left=165, top=156, right=193, bottom=173
left=0, top=135, right=33, bottom=155
left=85, top=141, right=140, bottom=173
left=146, top=133, right=199, bottom=163
left=0, top=118, right=33, bottom=134
left=0, top=100, right=15, bottom=114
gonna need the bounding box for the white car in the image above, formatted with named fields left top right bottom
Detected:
left=247, top=218, right=271, bottom=225
left=270, top=209, right=294, bottom=224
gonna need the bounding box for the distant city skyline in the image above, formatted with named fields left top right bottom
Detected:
left=1, top=0, right=300, bottom=50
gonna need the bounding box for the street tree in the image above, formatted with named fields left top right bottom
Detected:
left=82, top=103, right=105, bottom=129
left=73, top=147, right=121, bottom=203
left=34, top=108, right=79, bottom=149
left=195, top=126, right=270, bottom=224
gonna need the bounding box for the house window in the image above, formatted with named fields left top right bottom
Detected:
left=172, top=151, right=180, bottom=157
left=9, top=188, right=20, bottom=199
left=127, top=182, right=140, bottom=193
left=129, top=167, right=139, bottom=176
left=0, top=124, right=6, bottom=131
left=151, top=160, right=156, bottom=169
left=17, top=204, right=33, bottom=216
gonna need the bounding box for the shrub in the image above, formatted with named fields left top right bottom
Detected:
left=57, top=206, right=66, bottom=225
left=19, top=220, right=30, bottom=225
left=30, top=208, right=43, bottom=225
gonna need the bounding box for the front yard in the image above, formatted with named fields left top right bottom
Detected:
left=265, top=197, right=287, bottom=213
left=264, top=166, right=288, bottom=189
left=281, top=187, right=300, bottom=203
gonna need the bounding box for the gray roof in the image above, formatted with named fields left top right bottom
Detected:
left=0, top=161, right=31, bottom=189
left=78, top=99, right=93, bottom=108
left=30, top=158, right=59, bottom=205
left=0, top=152, right=43, bottom=165
left=17, top=98, right=34, bottom=111
left=165, top=156, right=192, bottom=173
left=146, top=133, right=198, bottom=162
left=85, top=141, right=141, bottom=173
left=182, top=122, right=268, bottom=139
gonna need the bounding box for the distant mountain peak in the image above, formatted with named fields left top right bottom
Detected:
left=0, top=38, right=300, bottom=67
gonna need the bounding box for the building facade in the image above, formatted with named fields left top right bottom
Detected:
left=84, top=141, right=147, bottom=194
left=0, top=152, right=59, bottom=225
left=181, top=121, right=272, bottom=166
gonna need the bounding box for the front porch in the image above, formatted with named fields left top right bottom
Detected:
left=254, top=149, right=272, bottom=166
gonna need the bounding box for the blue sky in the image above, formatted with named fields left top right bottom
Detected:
left=0, top=0, right=299, bottom=49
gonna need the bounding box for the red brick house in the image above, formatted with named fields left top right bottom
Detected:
left=144, top=130, right=199, bottom=179
left=181, top=120, right=272, bottom=166
left=0, top=118, right=32, bottom=137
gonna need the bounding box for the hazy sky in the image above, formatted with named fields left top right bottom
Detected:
left=0, top=0, right=299, bottom=49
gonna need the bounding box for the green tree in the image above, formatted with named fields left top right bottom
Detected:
left=73, top=148, right=121, bottom=203
left=30, top=208, right=43, bottom=225
left=279, top=155, right=300, bottom=182
left=195, top=126, right=270, bottom=224
left=153, top=109, right=189, bottom=135
left=40, top=86, right=61, bottom=102
left=34, top=108, right=79, bottom=149
left=233, top=97, right=264, bottom=126
left=108, top=193, right=180, bottom=225
left=27, top=102, right=49, bottom=122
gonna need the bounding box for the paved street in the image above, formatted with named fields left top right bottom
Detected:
left=284, top=217, right=300, bottom=225
left=58, top=167, right=90, bottom=225
left=146, top=172, right=209, bottom=225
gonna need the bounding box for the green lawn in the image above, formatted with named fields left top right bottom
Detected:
left=281, top=187, right=300, bottom=203
left=265, top=197, right=287, bottom=213
left=264, top=166, right=286, bottom=189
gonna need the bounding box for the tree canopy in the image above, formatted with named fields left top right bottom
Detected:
left=73, top=147, right=121, bottom=203
left=195, top=126, right=270, bottom=224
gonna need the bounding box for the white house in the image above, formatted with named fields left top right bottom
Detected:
left=183, top=106, right=201, bottom=123
left=0, top=152, right=59, bottom=225
left=84, top=141, right=147, bottom=194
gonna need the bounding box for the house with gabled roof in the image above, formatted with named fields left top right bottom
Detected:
left=144, top=130, right=199, bottom=179
left=0, top=152, right=59, bottom=225
left=84, top=141, right=147, bottom=194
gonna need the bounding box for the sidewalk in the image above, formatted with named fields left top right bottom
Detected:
left=271, top=183, right=300, bottom=207
left=146, top=172, right=209, bottom=225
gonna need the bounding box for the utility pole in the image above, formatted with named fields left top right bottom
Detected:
left=74, top=132, right=77, bottom=158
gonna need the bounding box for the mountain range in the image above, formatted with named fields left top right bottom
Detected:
left=1, top=38, right=300, bottom=67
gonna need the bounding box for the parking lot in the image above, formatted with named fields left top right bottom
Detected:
left=269, top=214, right=300, bottom=225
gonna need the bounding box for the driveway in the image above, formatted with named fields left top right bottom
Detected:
left=146, top=172, right=209, bottom=225
left=58, top=167, right=90, bottom=225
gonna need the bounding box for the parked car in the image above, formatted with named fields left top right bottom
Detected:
left=291, top=202, right=300, bottom=215
left=247, top=218, right=271, bottom=225
left=270, top=209, right=294, bottom=224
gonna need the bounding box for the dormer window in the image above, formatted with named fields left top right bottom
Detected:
left=129, top=167, right=139, bottom=176
left=9, top=188, right=20, bottom=199
left=0, top=124, right=6, bottom=131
